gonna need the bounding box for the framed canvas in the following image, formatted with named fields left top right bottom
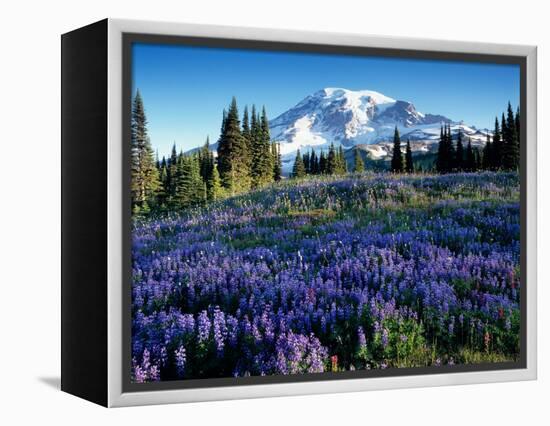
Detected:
left=61, top=18, right=537, bottom=407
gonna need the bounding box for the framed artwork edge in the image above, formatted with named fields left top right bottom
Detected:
left=64, top=18, right=538, bottom=408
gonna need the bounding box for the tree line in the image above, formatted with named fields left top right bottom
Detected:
left=291, top=143, right=350, bottom=178
left=389, top=102, right=520, bottom=174
left=131, top=91, right=282, bottom=214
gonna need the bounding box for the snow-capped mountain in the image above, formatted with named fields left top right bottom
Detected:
left=269, top=88, right=490, bottom=170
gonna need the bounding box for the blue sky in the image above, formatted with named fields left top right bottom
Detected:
left=132, top=42, right=520, bottom=158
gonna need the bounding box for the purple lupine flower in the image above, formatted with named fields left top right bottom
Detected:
left=213, top=306, right=227, bottom=356
left=132, top=348, right=161, bottom=383
left=197, top=310, right=211, bottom=343
left=448, top=318, right=455, bottom=336
left=357, top=326, right=367, bottom=348
left=382, top=328, right=389, bottom=348
left=175, top=346, right=186, bottom=377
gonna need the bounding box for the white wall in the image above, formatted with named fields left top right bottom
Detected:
left=1, top=0, right=547, bottom=424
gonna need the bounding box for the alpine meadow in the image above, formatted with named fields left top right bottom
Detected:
left=130, top=44, right=521, bottom=383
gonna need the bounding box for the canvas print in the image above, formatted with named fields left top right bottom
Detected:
left=130, top=42, right=521, bottom=383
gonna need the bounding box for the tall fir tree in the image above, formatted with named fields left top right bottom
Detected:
left=242, top=105, right=251, bottom=156
left=167, top=143, right=178, bottom=205
left=327, top=143, right=338, bottom=175
left=272, top=142, right=282, bottom=181
left=319, top=151, right=327, bottom=174
left=303, top=151, right=311, bottom=174
left=482, top=134, right=492, bottom=170
left=455, top=128, right=464, bottom=171
left=292, top=149, right=306, bottom=178
left=216, top=108, right=230, bottom=187
left=491, top=117, right=502, bottom=170
left=337, top=146, right=347, bottom=174
left=174, top=153, right=192, bottom=208
left=175, top=154, right=207, bottom=208
left=199, top=136, right=213, bottom=181
left=466, top=138, right=476, bottom=172
left=502, top=102, right=519, bottom=170
left=310, top=150, right=319, bottom=175
left=500, top=112, right=507, bottom=167
left=260, top=106, right=274, bottom=185
left=436, top=124, right=456, bottom=173
left=353, top=147, right=364, bottom=173
left=390, top=126, right=403, bottom=173
left=131, top=90, right=160, bottom=213
left=207, top=163, right=223, bottom=201
left=447, top=125, right=456, bottom=172
left=474, top=148, right=482, bottom=171
left=157, top=156, right=168, bottom=207
left=249, top=105, right=261, bottom=187
left=515, top=107, right=521, bottom=167
left=217, top=97, right=251, bottom=194
left=199, top=136, right=216, bottom=200
left=436, top=126, right=446, bottom=173
left=515, top=107, right=520, bottom=142
left=405, top=139, right=414, bottom=173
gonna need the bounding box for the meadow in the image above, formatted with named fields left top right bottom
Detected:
left=131, top=171, right=520, bottom=382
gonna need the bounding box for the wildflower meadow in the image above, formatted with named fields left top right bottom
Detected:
left=131, top=171, right=520, bottom=382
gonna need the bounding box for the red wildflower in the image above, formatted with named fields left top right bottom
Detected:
left=331, top=355, right=338, bottom=372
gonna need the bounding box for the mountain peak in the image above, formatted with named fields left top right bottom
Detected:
left=270, top=87, right=453, bottom=157
left=318, top=87, right=397, bottom=106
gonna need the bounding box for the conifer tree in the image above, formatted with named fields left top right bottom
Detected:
left=292, top=149, right=306, bottom=178
left=353, top=147, right=364, bottom=173
left=174, top=153, right=192, bottom=208
left=473, top=148, right=482, bottom=172
left=491, top=117, right=502, bottom=170
left=327, top=143, right=338, bottom=175
left=217, top=97, right=251, bottom=194
left=390, top=126, right=403, bottom=173
left=272, top=142, right=282, bottom=181
left=436, top=126, right=446, bottom=173
left=167, top=143, right=178, bottom=204
left=466, top=138, right=475, bottom=172
left=515, top=107, right=520, bottom=141
left=260, top=106, right=274, bottom=185
left=337, top=146, right=347, bottom=174
left=242, top=106, right=251, bottom=155
left=319, top=151, right=327, bottom=174
left=516, top=107, right=521, bottom=166
left=502, top=102, right=519, bottom=170
left=207, top=163, right=223, bottom=201
left=405, top=139, right=413, bottom=173
left=216, top=108, right=230, bottom=186
left=158, top=156, right=168, bottom=207
left=191, top=154, right=206, bottom=204
left=199, top=137, right=213, bottom=181
left=303, top=151, right=311, bottom=174
left=249, top=106, right=261, bottom=187
left=198, top=137, right=216, bottom=200
left=174, top=154, right=207, bottom=208
left=447, top=125, right=456, bottom=172
left=131, top=90, right=160, bottom=213
left=482, top=134, right=492, bottom=170
left=500, top=111, right=507, bottom=166
left=310, top=150, right=319, bottom=175
left=455, top=128, right=464, bottom=171
left=436, top=124, right=458, bottom=173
